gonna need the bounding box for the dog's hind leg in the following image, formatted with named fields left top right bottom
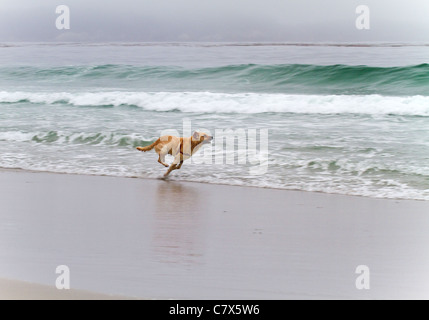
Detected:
left=176, top=160, right=184, bottom=169
left=164, top=163, right=178, bottom=177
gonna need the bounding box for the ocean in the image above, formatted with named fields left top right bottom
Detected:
left=0, top=43, right=428, bottom=200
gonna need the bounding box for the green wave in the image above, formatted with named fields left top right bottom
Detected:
left=29, top=131, right=155, bottom=148
left=1, top=63, right=429, bottom=95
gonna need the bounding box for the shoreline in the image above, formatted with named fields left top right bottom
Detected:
left=1, top=167, right=426, bottom=203
left=1, top=168, right=429, bottom=299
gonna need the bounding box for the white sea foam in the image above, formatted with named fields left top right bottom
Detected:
left=0, top=131, right=35, bottom=142
left=1, top=91, right=429, bottom=116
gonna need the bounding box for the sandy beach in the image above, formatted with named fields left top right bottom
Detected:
left=0, top=278, right=132, bottom=300
left=0, top=168, right=428, bottom=299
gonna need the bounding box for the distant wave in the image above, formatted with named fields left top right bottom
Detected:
left=1, top=91, right=429, bottom=116
left=1, top=63, right=428, bottom=95
left=2, top=42, right=429, bottom=48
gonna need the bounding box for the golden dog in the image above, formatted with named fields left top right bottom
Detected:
left=137, top=131, right=213, bottom=177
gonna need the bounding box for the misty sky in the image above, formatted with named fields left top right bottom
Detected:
left=0, top=0, right=428, bottom=42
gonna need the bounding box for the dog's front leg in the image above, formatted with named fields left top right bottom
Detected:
left=164, top=163, right=177, bottom=177
left=164, top=154, right=182, bottom=177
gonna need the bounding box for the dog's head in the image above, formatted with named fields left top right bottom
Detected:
left=192, top=131, right=213, bottom=144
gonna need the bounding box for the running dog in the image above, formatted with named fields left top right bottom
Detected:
left=137, top=131, right=213, bottom=177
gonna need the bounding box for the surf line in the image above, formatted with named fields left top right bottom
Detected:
left=169, top=304, right=204, bottom=318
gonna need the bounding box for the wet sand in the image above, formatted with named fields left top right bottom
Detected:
left=0, top=169, right=428, bottom=299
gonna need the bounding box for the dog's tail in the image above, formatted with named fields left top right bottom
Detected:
left=136, top=139, right=159, bottom=152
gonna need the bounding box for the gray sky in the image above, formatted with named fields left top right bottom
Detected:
left=0, top=0, right=428, bottom=42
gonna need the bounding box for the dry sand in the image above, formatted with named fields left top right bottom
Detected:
left=0, top=278, right=132, bottom=300
left=0, top=169, right=428, bottom=299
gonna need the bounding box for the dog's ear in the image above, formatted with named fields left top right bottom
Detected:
left=192, top=131, right=200, bottom=140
